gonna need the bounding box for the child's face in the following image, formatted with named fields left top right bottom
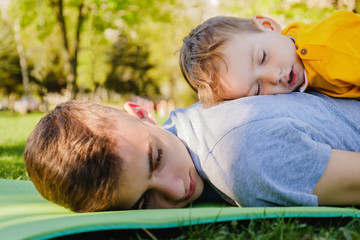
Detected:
left=112, top=113, right=204, bottom=209
left=219, top=30, right=305, bottom=99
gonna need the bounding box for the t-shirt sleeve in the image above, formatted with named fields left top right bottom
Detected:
left=208, top=117, right=331, bottom=207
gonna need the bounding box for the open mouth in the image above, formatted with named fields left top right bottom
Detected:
left=287, top=66, right=298, bottom=87
left=288, top=68, right=294, bottom=84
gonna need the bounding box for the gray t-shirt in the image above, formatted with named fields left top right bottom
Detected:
left=162, top=92, right=360, bottom=207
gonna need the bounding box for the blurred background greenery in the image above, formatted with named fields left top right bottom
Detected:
left=0, top=0, right=358, bottom=113
left=1, top=1, right=360, bottom=237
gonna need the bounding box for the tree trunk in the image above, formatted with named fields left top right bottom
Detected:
left=49, top=0, right=85, bottom=99
left=14, top=20, right=30, bottom=100
left=49, top=0, right=73, bottom=98
left=72, top=2, right=85, bottom=97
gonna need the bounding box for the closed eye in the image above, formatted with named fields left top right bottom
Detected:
left=137, top=146, right=163, bottom=210
left=255, top=81, right=262, bottom=95
left=261, top=50, right=267, bottom=64
left=155, top=149, right=163, bottom=169
left=148, top=145, right=163, bottom=175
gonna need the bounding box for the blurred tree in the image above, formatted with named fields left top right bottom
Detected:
left=13, top=19, right=31, bottom=100
left=49, top=0, right=86, bottom=99
left=333, top=0, right=360, bottom=12
left=0, top=20, right=22, bottom=95
left=1, top=0, right=59, bottom=102
left=219, top=0, right=335, bottom=24
left=104, top=35, right=159, bottom=97
left=1, top=0, right=35, bottom=101
left=2, top=0, right=176, bottom=100
left=2, top=0, right=341, bottom=108
left=135, top=0, right=203, bottom=107
left=46, top=0, right=176, bottom=99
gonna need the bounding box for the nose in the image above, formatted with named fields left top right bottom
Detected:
left=259, top=67, right=282, bottom=85
left=151, top=174, right=185, bottom=202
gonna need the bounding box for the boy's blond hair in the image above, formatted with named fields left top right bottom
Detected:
left=180, top=16, right=262, bottom=106
left=24, top=101, right=125, bottom=212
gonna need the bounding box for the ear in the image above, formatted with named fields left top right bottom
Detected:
left=124, top=102, right=158, bottom=125
left=252, top=15, right=282, bottom=32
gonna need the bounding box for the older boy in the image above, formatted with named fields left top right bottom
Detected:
left=24, top=101, right=205, bottom=212
left=24, top=92, right=360, bottom=212
left=180, top=11, right=360, bottom=107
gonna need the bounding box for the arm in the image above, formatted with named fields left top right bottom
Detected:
left=313, top=149, right=360, bottom=205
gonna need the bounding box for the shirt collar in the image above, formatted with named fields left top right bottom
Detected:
left=299, top=70, right=308, bottom=92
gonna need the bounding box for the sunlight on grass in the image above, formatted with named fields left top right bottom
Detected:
left=0, top=111, right=44, bottom=180
left=1, top=110, right=360, bottom=239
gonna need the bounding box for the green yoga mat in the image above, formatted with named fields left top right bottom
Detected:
left=1, top=179, right=360, bottom=240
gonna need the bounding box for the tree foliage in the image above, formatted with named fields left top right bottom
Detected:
left=105, top=35, right=159, bottom=97
left=1, top=0, right=176, bottom=101
left=0, top=19, right=22, bottom=95
left=2, top=0, right=356, bottom=107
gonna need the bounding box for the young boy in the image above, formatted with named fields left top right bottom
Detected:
left=180, top=11, right=360, bottom=107
left=24, top=92, right=360, bottom=212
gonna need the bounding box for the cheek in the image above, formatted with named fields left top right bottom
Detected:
left=220, top=76, right=245, bottom=99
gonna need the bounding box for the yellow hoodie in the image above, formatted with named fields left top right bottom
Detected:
left=283, top=11, right=360, bottom=98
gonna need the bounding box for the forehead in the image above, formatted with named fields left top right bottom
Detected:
left=220, top=33, right=257, bottom=73
left=82, top=105, right=129, bottom=131
left=223, top=30, right=280, bottom=54
left=220, top=34, right=255, bottom=73
left=112, top=121, right=151, bottom=209
left=223, top=33, right=257, bottom=53
left=101, top=108, right=140, bottom=134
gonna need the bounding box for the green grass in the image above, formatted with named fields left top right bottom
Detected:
left=162, top=218, right=360, bottom=240
left=59, top=217, right=360, bottom=239
left=0, top=110, right=44, bottom=180
left=1, top=110, right=360, bottom=239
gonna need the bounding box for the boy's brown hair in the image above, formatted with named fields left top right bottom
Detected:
left=179, top=16, right=262, bottom=106
left=24, top=101, right=124, bottom=212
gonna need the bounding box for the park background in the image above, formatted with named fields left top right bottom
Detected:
left=0, top=0, right=358, bottom=113
left=1, top=0, right=360, bottom=239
